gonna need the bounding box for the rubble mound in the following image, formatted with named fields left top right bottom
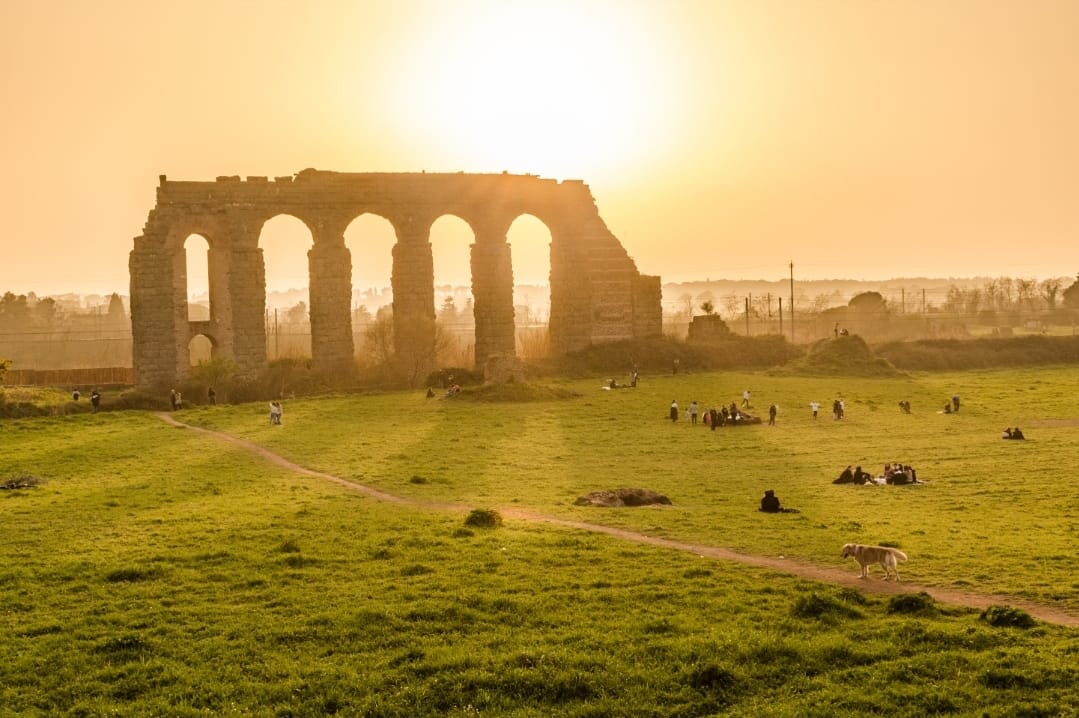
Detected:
left=575, top=488, right=672, bottom=507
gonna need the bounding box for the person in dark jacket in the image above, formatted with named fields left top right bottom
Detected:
left=834, top=465, right=856, bottom=484
left=759, top=490, right=781, bottom=513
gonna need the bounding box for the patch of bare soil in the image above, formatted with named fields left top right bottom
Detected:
left=156, top=413, right=1079, bottom=628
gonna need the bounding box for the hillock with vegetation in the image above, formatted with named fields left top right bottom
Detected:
left=774, top=334, right=904, bottom=377
left=541, top=335, right=803, bottom=377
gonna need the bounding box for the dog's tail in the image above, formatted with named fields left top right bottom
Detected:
left=889, top=548, right=908, bottom=562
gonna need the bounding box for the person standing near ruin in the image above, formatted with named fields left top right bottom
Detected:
left=90, top=389, right=101, bottom=413
left=208, top=386, right=216, bottom=405
left=170, top=389, right=178, bottom=411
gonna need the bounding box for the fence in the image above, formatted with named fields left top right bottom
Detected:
left=4, top=367, right=134, bottom=388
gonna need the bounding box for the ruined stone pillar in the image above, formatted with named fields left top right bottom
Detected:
left=130, top=236, right=181, bottom=388
left=222, top=232, right=268, bottom=375
left=548, top=227, right=593, bottom=355
left=471, top=236, right=515, bottom=369
left=308, top=220, right=355, bottom=374
left=390, top=223, right=436, bottom=381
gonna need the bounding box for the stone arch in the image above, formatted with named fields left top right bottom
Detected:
left=181, top=233, right=211, bottom=322
left=188, top=332, right=215, bottom=365
left=430, top=214, right=477, bottom=367
left=130, top=171, right=661, bottom=388
left=344, top=213, right=396, bottom=361
left=506, top=213, right=552, bottom=357
left=259, top=214, right=314, bottom=361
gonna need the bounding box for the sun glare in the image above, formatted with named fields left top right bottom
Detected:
left=391, top=2, right=681, bottom=180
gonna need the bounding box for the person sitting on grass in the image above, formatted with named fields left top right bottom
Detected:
left=834, top=465, right=855, bottom=484
left=759, top=489, right=799, bottom=513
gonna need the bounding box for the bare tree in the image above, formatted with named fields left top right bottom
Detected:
left=1015, top=278, right=1038, bottom=310
left=723, top=293, right=741, bottom=319
left=362, top=314, right=395, bottom=365
left=1041, top=278, right=1063, bottom=310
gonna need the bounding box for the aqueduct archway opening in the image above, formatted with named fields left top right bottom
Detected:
left=129, top=170, right=662, bottom=388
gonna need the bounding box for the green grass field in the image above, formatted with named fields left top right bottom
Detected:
left=1, top=367, right=1077, bottom=716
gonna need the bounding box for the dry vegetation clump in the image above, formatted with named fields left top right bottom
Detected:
left=774, top=334, right=905, bottom=377
left=574, top=488, right=672, bottom=507
left=1, top=474, right=45, bottom=490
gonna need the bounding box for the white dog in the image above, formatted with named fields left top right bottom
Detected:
left=841, top=543, right=908, bottom=582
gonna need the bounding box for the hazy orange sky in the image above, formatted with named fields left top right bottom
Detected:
left=2, top=0, right=1078, bottom=297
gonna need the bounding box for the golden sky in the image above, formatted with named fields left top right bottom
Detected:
left=2, top=0, right=1077, bottom=296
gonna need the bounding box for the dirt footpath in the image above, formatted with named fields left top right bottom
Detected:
left=157, top=413, right=1079, bottom=628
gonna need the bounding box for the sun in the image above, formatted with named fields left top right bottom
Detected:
left=389, top=1, right=682, bottom=181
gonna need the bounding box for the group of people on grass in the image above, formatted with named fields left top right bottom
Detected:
left=833, top=462, right=920, bottom=486
left=1002, top=427, right=1025, bottom=440
left=668, top=395, right=768, bottom=428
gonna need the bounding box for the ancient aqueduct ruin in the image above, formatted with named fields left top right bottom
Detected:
left=129, top=170, right=662, bottom=388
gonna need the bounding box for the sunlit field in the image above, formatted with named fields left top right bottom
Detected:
left=2, top=367, right=1077, bottom=716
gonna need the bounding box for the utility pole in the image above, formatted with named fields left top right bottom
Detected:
left=922, top=288, right=926, bottom=314
left=789, top=262, right=795, bottom=343
left=901, top=288, right=906, bottom=314
left=745, top=297, right=750, bottom=336
left=779, top=297, right=783, bottom=337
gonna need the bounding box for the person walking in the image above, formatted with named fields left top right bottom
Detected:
left=669, top=399, right=679, bottom=422
left=768, top=403, right=777, bottom=426
left=810, top=400, right=820, bottom=419
left=741, top=389, right=751, bottom=408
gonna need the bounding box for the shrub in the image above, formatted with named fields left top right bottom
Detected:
left=887, top=592, right=938, bottom=616
left=791, top=592, right=863, bottom=620
left=980, top=605, right=1036, bottom=628
left=464, top=508, right=503, bottom=528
